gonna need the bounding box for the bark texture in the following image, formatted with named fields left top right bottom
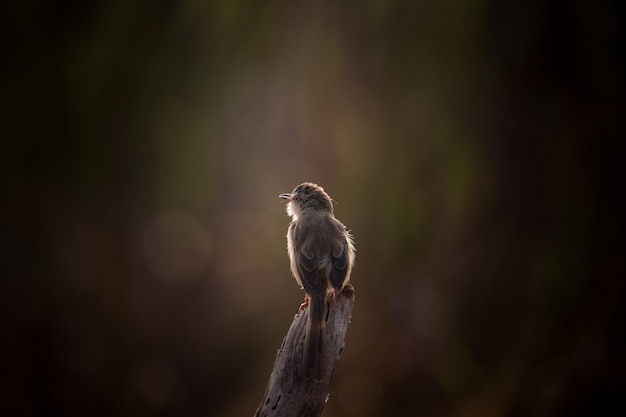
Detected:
left=255, top=285, right=355, bottom=417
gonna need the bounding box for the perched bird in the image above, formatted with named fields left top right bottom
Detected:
left=279, top=182, right=355, bottom=379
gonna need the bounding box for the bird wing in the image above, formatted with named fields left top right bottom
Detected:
left=329, top=234, right=349, bottom=291
left=297, top=245, right=323, bottom=293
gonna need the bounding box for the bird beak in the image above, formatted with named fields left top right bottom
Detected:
left=279, top=193, right=293, bottom=201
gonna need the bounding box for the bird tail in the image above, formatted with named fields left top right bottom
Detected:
left=304, top=291, right=326, bottom=379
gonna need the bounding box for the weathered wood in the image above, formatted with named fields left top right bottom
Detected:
left=255, top=285, right=355, bottom=417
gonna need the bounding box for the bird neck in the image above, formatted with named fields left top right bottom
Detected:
left=298, top=207, right=333, bottom=220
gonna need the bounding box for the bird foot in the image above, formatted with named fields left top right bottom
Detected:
left=298, top=295, right=310, bottom=313
left=327, top=288, right=340, bottom=302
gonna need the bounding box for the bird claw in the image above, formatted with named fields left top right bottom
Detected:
left=327, top=288, right=339, bottom=302
left=299, top=295, right=310, bottom=313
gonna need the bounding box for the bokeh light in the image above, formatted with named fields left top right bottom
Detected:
left=2, top=1, right=624, bottom=416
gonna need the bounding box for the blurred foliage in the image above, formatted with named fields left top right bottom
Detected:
left=1, top=0, right=625, bottom=416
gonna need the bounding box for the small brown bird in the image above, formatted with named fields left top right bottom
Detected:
left=279, top=182, right=355, bottom=378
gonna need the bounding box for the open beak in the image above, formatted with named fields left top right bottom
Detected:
left=279, top=193, right=292, bottom=201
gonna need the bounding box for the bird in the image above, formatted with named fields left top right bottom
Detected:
left=279, top=182, right=355, bottom=379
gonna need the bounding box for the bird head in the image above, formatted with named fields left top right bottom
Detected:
left=279, top=182, right=334, bottom=219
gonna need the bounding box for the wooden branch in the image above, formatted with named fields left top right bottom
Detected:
left=255, top=285, right=355, bottom=417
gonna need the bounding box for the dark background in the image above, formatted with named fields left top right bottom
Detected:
left=2, top=1, right=625, bottom=416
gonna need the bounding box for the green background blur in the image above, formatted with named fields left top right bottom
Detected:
left=2, top=1, right=624, bottom=416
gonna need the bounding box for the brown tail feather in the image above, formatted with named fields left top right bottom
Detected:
left=304, top=291, right=325, bottom=379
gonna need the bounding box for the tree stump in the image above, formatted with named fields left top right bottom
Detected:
left=255, top=285, right=355, bottom=417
